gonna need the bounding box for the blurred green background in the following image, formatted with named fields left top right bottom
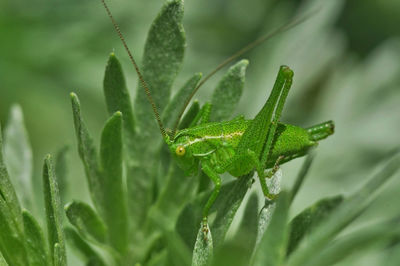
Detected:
left=1, top=0, right=400, bottom=264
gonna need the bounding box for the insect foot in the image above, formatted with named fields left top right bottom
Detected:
left=202, top=217, right=209, bottom=241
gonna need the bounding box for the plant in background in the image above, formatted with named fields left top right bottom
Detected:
left=1, top=0, right=400, bottom=266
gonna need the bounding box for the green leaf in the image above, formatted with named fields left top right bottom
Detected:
left=53, top=243, right=66, bottom=266
left=3, top=104, right=33, bottom=208
left=103, top=53, right=136, bottom=156
left=55, top=145, right=69, bottom=203
left=287, top=152, right=400, bottom=266
left=251, top=191, right=290, bottom=266
left=178, top=100, right=200, bottom=130
left=0, top=251, right=7, bottom=266
left=65, top=228, right=106, bottom=266
left=231, top=192, right=259, bottom=262
left=43, top=155, right=66, bottom=266
left=306, top=219, right=400, bottom=266
left=165, top=232, right=191, bottom=266
left=134, top=0, right=185, bottom=128
left=162, top=73, right=202, bottom=129
left=290, top=153, right=315, bottom=204
left=287, top=195, right=344, bottom=255
left=23, top=210, right=51, bottom=266
left=176, top=181, right=236, bottom=250
left=64, top=201, right=107, bottom=244
left=0, top=195, right=28, bottom=265
left=192, top=223, right=213, bottom=266
left=210, top=173, right=253, bottom=248
left=210, top=60, right=248, bottom=121
left=128, top=0, right=186, bottom=229
left=70, top=93, right=103, bottom=212
left=99, top=111, right=128, bottom=253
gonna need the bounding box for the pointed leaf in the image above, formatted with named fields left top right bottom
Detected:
left=43, top=155, right=66, bottom=265
left=0, top=195, right=28, bottom=265
left=3, top=104, right=33, bottom=208
left=307, top=220, right=400, bottom=266
left=231, top=192, right=259, bottom=262
left=23, top=210, right=51, bottom=266
left=53, top=243, right=66, bottom=266
left=99, top=111, right=128, bottom=253
left=55, top=145, right=69, bottom=203
left=251, top=191, right=290, bottom=266
left=290, top=153, right=315, bottom=204
left=0, top=124, right=23, bottom=234
left=103, top=53, right=136, bottom=155
left=287, top=195, right=343, bottom=255
left=129, top=0, right=186, bottom=229
left=65, top=201, right=107, bottom=244
left=210, top=173, right=253, bottom=247
left=210, top=60, right=248, bottom=121
left=162, top=73, right=202, bottom=129
left=70, top=93, right=103, bottom=212
left=287, top=152, right=400, bottom=266
left=65, top=228, right=106, bottom=266
left=192, top=223, right=213, bottom=266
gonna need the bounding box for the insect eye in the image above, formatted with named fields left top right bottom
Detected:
left=175, top=146, right=186, bottom=156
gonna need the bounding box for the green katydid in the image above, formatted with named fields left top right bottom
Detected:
left=101, top=0, right=334, bottom=228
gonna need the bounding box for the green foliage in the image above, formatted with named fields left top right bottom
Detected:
left=1, top=0, right=400, bottom=266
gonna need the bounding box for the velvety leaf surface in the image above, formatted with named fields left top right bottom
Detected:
left=162, top=73, right=202, bottom=130
left=65, top=228, right=106, bottom=266
left=43, top=155, right=66, bottom=265
left=210, top=173, right=253, bottom=248
left=55, top=145, right=69, bottom=203
left=287, top=152, right=400, bottom=266
left=3, top=104, right=33, bottom=208
left=103, top=53, right=136, bottom=158
left=23, top=210, right=50, bottom=266
left=99, top=111, right=128, bottom=253
left=129, top=0, right=186, bottom=230
left=65, top=201, right=107, bottom=244
left=192, top=223, right=213, bottom=266
left=210, top=60, right=248, bottom=121
left=251, top=191, right=290, bottom=266
left=287, top=195, right=343, bottom=255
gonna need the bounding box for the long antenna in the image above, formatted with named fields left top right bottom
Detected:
left=170, top=10, right=318, bottom=137
left=101, top=0, right=166, bottom=138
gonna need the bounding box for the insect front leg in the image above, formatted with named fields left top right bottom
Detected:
left=264, top=155, right=284, bottom=179
left=201, top=160, right=221, bottom=223
left=190, top=102, right=212, bottom=127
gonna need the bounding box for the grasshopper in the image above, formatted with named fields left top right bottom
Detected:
left=101, top=0, right=334, bottom=227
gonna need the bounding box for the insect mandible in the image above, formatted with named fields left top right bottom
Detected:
left=100, top=0, right=334, bottom=228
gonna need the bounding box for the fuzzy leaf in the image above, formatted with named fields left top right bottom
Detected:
left=210, top=173, right=253, bottom=247
left=290, top=153, right=315, bottom=204
left=162, top=73, right=202, bottom=129
left=0, top=195, right=28, bottom=265
left=103, top=53, right=136, bottom=155
left=251, top=191, right=290, bottom=266
left=43, top=155, right=66, bottom=266
left=0, top=125, right=27, bottom=265
left=176, top=180, right=236, bottom=250
left=53, top=243, right=66, bottom=266
left=23, top=210, right=51, bottom=266
left=99, top=111, right=128, bottom=253
left=178, top=100, right=200, bottom=130
left=287, top=195, right=343, bottom=255
left=55, top=145, right=69, bottom=203
left=231, top=192, right=259, bottom=262
left=65, top=228, right=106, bottom=266
left=129, top=0, right=186, bottom=229
left=192, top=223, right=213, bottom=266
left=70, top=93, right=103, bottom=212
left=287, top=152, right=400, bottom=266
left=307, top=219, right=400, bottom=266
left=65, top=201, right=107, bottom=244
left=210, top=60, right=248, bottom=121
left=3, top=104, right=33, bottom=208
left=0, top=251, right=7, bottom=266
